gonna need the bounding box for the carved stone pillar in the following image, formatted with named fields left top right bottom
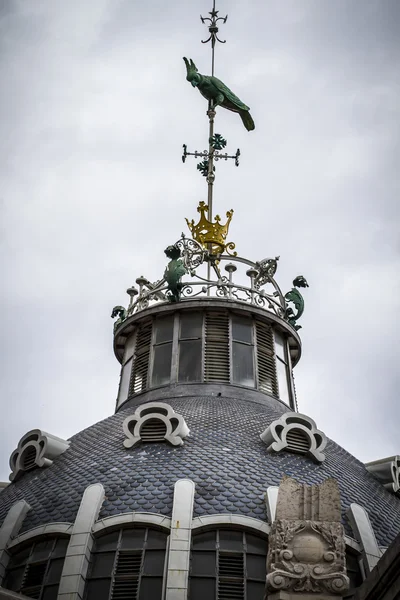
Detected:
left=266, top=476, right=349, bottom=600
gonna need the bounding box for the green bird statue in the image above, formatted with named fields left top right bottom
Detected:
left=183, top=57, right=255, bottom=131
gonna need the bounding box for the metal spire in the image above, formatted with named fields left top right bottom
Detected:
left=182, top=1, right=239, bottom=224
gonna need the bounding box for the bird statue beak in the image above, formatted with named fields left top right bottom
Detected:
left=191, top=81, right=198, bottom=87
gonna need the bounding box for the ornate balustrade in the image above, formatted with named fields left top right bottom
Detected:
left=111, top=235, right=308, bottom=333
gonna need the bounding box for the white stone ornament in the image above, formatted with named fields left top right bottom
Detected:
left=123, top=402, right=190, bottom=448
left=260, top=412, right=327, bottom=463
left=9, top=430, right=70, bottom=482
left=365, top=455, right=400, bottom=495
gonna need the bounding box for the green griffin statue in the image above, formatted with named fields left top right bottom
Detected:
left=284, top=276, right=309, bottom=331
left=183, top=57, right=255, bottom=131
left=164, top=244, right=187, bottom=303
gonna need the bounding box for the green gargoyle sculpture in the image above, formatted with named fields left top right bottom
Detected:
left=183, top=57, right=255, bottom=131
left=164, top=244, right=187, bottom=303
left=111, top=305, right=127, bottom=331
left=284, top=276, right=309, bottom=331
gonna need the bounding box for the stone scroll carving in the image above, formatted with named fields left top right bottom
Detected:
left=266, top=476, right=349, bottom=598
left=123, top=402, right=190, bottom=448
left=9, top=430, right=70, bottom=482
left=260, top=412, right=327, bottom=463
left=365, top=455, right=400, bottom=495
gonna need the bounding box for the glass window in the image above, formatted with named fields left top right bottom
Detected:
left=232, top=342, right=254, bottom=386
left=117, top=359, right=133, bottom=407
left=152, top=343, right=172, bottom=386
left=178, top=339, right=202, bottom=382
left=180, top=312, right=203, bottom=339
left=189, top=529, right=267, bottom=600
left=3, top=537, right=68, bottom=599
left=85, top=527, right=167, bottom=600
left=124, top=333, right=136, bottom=363
left=274, top=332, right=286, bottom=360
left=155, top=316, right=174, bottom=344
left=232, top=316, right=253, bottom=343
left=277, top=357, right=290, bottom=405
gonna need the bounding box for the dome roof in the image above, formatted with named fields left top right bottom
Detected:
left=1, top=394, right=399, bottom=547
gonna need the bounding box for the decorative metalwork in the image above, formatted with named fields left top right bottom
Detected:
left=183, top=57, right=255, bottom=132
left=111, top=232, right=300, bottom=330
left=164, top=244, right=187, bottom=302
left=284, top=276, right=309, bottom=331
left=186, top=200, right=235, bottom=255
left=210, top=133, right=227, bottom=150
left=197, top=159, right=213, bottom=177
left=200, top=3, right=228, bottom=48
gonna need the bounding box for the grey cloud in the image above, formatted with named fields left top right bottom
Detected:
left=0, top=0, right=399, bottom=480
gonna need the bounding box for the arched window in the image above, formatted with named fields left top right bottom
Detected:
left=189, top=529, right=267, bottom=600
left=3, top=536, right=69, bottom=599
left=85, top=527, right=168, bottom=600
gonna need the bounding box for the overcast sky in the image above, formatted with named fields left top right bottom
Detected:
left=0, top=0, right=399, bottom=481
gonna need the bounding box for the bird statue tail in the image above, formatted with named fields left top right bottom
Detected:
left=239, top=109, right=255, bottom=132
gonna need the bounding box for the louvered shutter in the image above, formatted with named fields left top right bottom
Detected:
left=256, top=322, right=278, bottom=396
left=218, top=552, right=244, bottom=599
left=204, top=312, right=230, bottom=382
left=140, top=418, right=167, bottom=442
left=111, top=551, right=142, bottom=600
left=22, top=446, right=37, bottom=471
left=286, top=428, right=310, bottom=454
left=130, top=322, right=152, bottom=395
left=21, top=563, right=47, bottom=599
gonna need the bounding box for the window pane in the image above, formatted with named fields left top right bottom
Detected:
left=274, top=332, right=286, bottom=361
left=121, top=529, right=145, bottom=550
left=4, top=567, right=25, bottom=591
left=155, top=316, right=174, bottom=344
left=245, top=535, right=267, bottom=555
left=247, top=580, right=265, bottom=599
left=191, top=551, right=216, bottom=576
left=178, top=340, right=202, bottom=382
left=192, top=531, right=216, bottom=550
left=143, top=550, right=165, bottom=575
left=232, top=342, right=254, bottom=386
left=46, top=558, right=64, bottom=584
left=189, top=577, right=216, bottom=600
left=152, top=343, right=172, bottom=386
left=219, top=530, right=244, bottom=551
left=95, top=531, right=119, bottom=551
left=8, top=546, right=31, bottom=567
left=277, top=357, right=289, bottom=405
left=31, top=540, right=54, bottom=561
left=117, top=359, right=133, bottom=406
left=90, top=552, right=115, bottom=578
left=146, top=530, right=168, bottom=549
left=180, top=312, right=202, bottom=339
left=139, top=577, right=163, bottom=599
left=232, top=316, right=252, bottom=343
left=86, top=578, right=111, bottom=600
left=246, top=554, right=266, bottom=580
left=53, top=538, right=69, bottom=558
left=42, top=585, right=59, bottom=600
left=124, top=334, right=136, bottom=363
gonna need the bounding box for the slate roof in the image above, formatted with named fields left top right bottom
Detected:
left=1, top=394, right=400, bottom=546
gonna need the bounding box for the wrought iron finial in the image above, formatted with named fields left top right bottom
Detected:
left=200, top=4, right=228, bottom=49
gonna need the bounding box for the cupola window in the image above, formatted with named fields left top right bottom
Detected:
left=189, top=529, right=267, bottom=600
left=178, top=312, right=203, bottom=382
left=116, top=309, right=295, bottom=410
left=151, top=315, right=174, bottom=387
left=85, top=527, right=168, bottom=600
left=3, top=537, right=68, bottom=600
left=232, top=315, right=255, bottom=387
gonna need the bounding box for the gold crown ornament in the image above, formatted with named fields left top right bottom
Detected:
left=186, top=201, right=236, bottom=256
